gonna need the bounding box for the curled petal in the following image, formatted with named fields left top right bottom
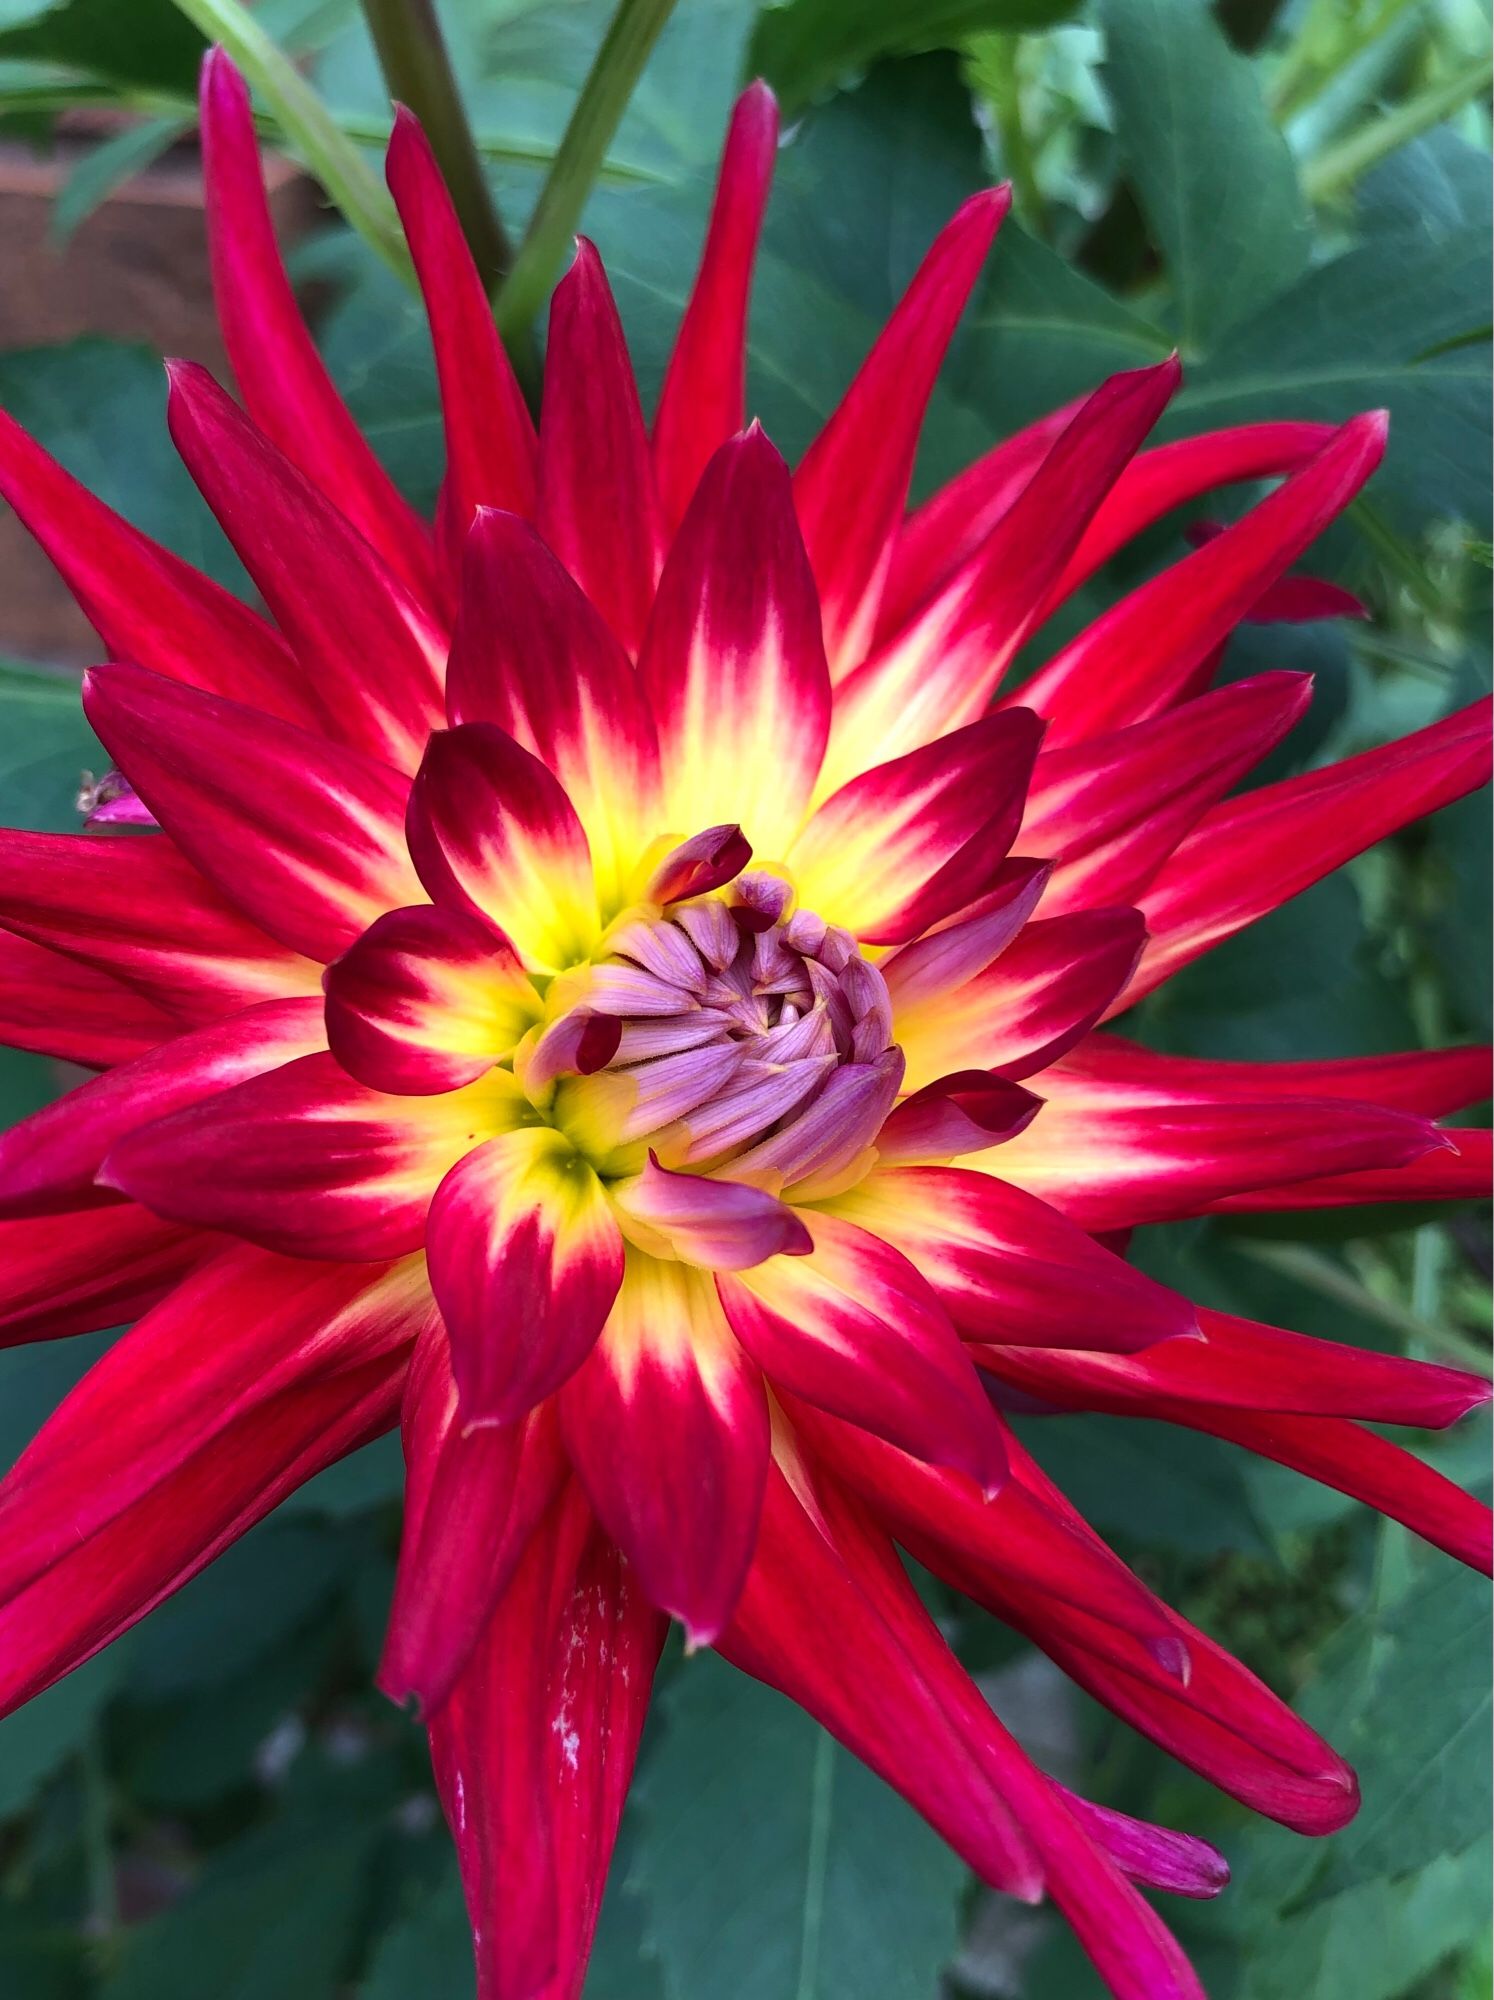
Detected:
left=875, top=1070, right=1043, bottom=1164
left=325, top=905, right=541, bottom=1096
left=427, top=1128, right=625, bottom=1426
left=644, top=824, right=752, bottom=905
left=407, top=723, right=601, bottom=974
left=654, top=81, right=779, bottom=530
left=611, top=1153, right=811, bottom=1269
left=879, top=859, right=1050, bottom=1009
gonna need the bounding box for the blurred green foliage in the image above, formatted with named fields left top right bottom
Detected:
left=0, top=0, right=1489, bottom=1993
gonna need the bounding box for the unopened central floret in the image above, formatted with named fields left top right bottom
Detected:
left=546, top=869, right=904, bottom=1186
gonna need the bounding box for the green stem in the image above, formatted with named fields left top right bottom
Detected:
left=1269, top=0, right=1419, bottom=119
left=359, top=0, right=514, bottom=295
left=79, top=1727, right=117, bottom=1947
left=979, top=35, right=1045, bottom=235
left=167, top=0, right=413, bottom=281
left=1236, top=1239, right=1494, bottom=1375
left=496, top=0, right=679, bottom=364
left=1302, top=58, right=1493, bottom=201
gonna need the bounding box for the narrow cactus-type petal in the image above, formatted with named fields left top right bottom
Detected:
left=539, top=242, right=664, bottom=658
left=83, top=664, right=424, bottom=964
left=0, top=56, right=1487, bottom=2000
left=428, top=1129, right=625, bottom=1425
left=979, top=1307, right=1491, bottom=1427
left=794, top=187, right=1009, bottom=675
left=1016, top=413, right=1387, bottom=745
left=0, top=409, right=312, bottom=727
left=788, top=708, right=1042, bottom=943
left=0, top=825, right=320, bottom=1021
left=0, top=996, right=326, bottom=1216
left=1129, top=696, right=1494, bottom=1000
left=894, top=909, right=1147, bottom=1090
left=876, top=398, right=1082, bottom=644
left=1210, top=1128, right=1492, bottom=1209
left=0, top=1204, right=209, bottom=1349
left=1053, top=419, right=1338, bottom=599
left=982, top=1039, right=1447, bottom=1229
left=821, top=356, right=1179, bottom=797
left=198, top=50, right=437, bottom=605
left=165, top=362, right=447, bottom=772
left=653, top=81, right=779, bottom=530
left=0, top=928, right=178, bottom=1069
left=429, top=1489, right=666, bottom=2000
left=1019, top=671, right=1314, bottom=916
left=561, top=1258, right=770, bottom=1646
left=444, top=510, right=662, bottom=908
left=101, top=1053, right=529, bottom=1259
left=379, top=1321, right=569, bottom=1717
left=720, top=1215, right=1007, bottom=1492
left=641, top=427, right=831, bottom=860
left=385, top=108, right=537, bottom=585
left=828, top=1166, right=1198, bottom=1352
left=0, top=1249, right=432, bottom=1713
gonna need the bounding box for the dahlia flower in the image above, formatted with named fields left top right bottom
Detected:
left=0, top=48, right=1488, bottom=2000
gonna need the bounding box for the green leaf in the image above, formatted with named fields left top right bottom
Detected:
left=1099, top=0, right=1308, bottom=353
left=628, top=1651, right=967, bottom=2000
left=1237, top=1837, right=1494, bottom=2000
left=0, top=340, right=249, bottom=591
left=0, top=1646, right=127, bottom=1818
left=0, top=0, right=204, bottom=90
left=1171, top=224, right=1491, bottom=530
left=750, top=0, right=1082, bottom=117
left=125, top=1519, right=348, bottom=1698
left=1014, top=1413, right=1280, bottom=1556
left=50, top=114, right=188, bottom=246
left=1295, top=1562, right=1492, bottom=1901
left=362, top=1871, right=474, bottom=2000
left=0, top=659, right=98, bottom=832
left=101, top=1771, right=387, bottom=2000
